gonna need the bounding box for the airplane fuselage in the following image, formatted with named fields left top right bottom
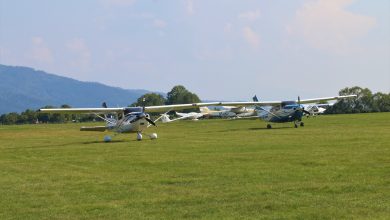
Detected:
left=257, top=103, right=304, bottom=123
left=107, top=112, right=150, bottom=133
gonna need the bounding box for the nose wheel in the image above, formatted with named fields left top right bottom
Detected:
left=294, top=121, right=304, bottom=128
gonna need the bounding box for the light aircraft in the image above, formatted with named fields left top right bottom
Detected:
left=39, top=95, right=356, bottom=141
left=251, top=95, right=356, bottom=128
left=39, top=102, right=222, bottom=141
left=199, top=106, right=256, bottom=118
left=160, top=111, right=206, bottom=123
left=304, top=103, right=334, bottom=116
left=199, top=107, right=236, bottom=118
left=160, top=106, right=249, bottom=122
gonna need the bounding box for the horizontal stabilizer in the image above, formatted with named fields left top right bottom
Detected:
left=80, top=126, right=107, bottom=132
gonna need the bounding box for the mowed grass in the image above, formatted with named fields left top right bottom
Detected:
left=0, top=113, right=389, bottom=219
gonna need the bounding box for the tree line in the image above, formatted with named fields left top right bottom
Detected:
left=1, top=85, right=388, bottom=125
left=0, top=85, right=201, bottom=125
left=326, top=86, right=390, bottom=114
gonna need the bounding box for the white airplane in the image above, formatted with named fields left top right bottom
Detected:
left=39, top=95, right=356, bottom=141
left=160, top=111, right=206, bottom=123
left=161, top=106, right=247, bottom=123
left=199, top=106, right=239, bottom=118
left=304, top=103, right=334, bottom=116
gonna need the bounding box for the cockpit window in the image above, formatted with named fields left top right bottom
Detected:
left=124, top=107, right=143, bottom=115
left=125, top=115, right=137, bottom=122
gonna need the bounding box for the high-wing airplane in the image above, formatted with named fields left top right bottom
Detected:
left=160, top=111, right=206, bottom=123
left=250, top=95, right=355, bottom=128
left=39, top=95, right=356, bottom=141
left=199, top=107, right=236, bottom=118
left=304, top=103, right=334, bottom=116
left=199, top=106, right=256, bottom=118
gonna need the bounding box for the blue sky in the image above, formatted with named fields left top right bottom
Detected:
left=0, top=0, right=389, bottom=100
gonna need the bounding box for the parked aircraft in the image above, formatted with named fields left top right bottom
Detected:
left=251, top=95, right=355, bottom=128
left=304, top=103, right=334, bottom=116
left=39, top=95, right=356, bottom=141
left=199, top=107, right=236, bottom=118
left=160, top=111, right=206, bottom=123
left=199, top=106, right=256, bottom=118
left=39, top=102, right=221, bottom=141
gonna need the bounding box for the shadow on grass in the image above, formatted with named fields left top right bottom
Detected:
left=82, top=140, right=128, bottom=145
left=248, top=127, right=293, bottom=130
left=218, top=126, right=294, bottom=132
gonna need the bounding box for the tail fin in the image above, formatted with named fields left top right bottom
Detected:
left=253, top=95, right=259, bottom=102
left=102, top=102, right=109, bottom=120
left=102, top=102, right=116, bottom=125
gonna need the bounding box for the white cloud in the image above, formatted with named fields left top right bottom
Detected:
left=238, top=9, right=261, bottom=21
left=29, top=37, right=53, bottom=63
left=242, top=27, right=260, bottom=48
left=66, top=38, right=91, bottom=70
left=289, top=0, right=376, bottom=53
left=153, top=19, right=167, bottom=29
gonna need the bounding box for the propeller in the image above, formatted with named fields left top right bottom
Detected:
left=145, top=117, right=156, bottom=126
left=129, top=113, right=157, bottom=126
left=297, top=96, right=311, bottom=115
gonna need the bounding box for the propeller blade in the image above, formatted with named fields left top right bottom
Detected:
left=145, top=117, right=156, bottom=126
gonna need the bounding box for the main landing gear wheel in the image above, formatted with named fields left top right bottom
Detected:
left=267, top=124, right=272, bottom=129
left=137, top=132, right=143, bottom=141
left=149, top=133, right=158, bottom=140
left=300, top=122, right=304, bottom=127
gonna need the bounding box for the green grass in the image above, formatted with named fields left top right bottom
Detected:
left=0, top=113, right=389, bottom=219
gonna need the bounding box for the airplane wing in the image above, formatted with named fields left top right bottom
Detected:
left=39, top=95, right=356, bottom=114
left=144, top=102, right=222, bottom=113
left=205, top=95, right=357, bottom=107
left=296, top=95, right=357, bottom=104
left=159, top=113, right=194, bottom=123
left=38, top=107, right=124, bottom=114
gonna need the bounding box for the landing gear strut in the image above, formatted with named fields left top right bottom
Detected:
left=294, top=121, right=299, bottom=128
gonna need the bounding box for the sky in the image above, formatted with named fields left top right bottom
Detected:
left=0, top=0, right=389, bottom=101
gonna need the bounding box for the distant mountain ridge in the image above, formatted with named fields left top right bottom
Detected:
left=0, top=64, right=155, bottom=114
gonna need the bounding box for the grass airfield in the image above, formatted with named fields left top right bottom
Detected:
left=0, top=113, right=389, bottom=219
